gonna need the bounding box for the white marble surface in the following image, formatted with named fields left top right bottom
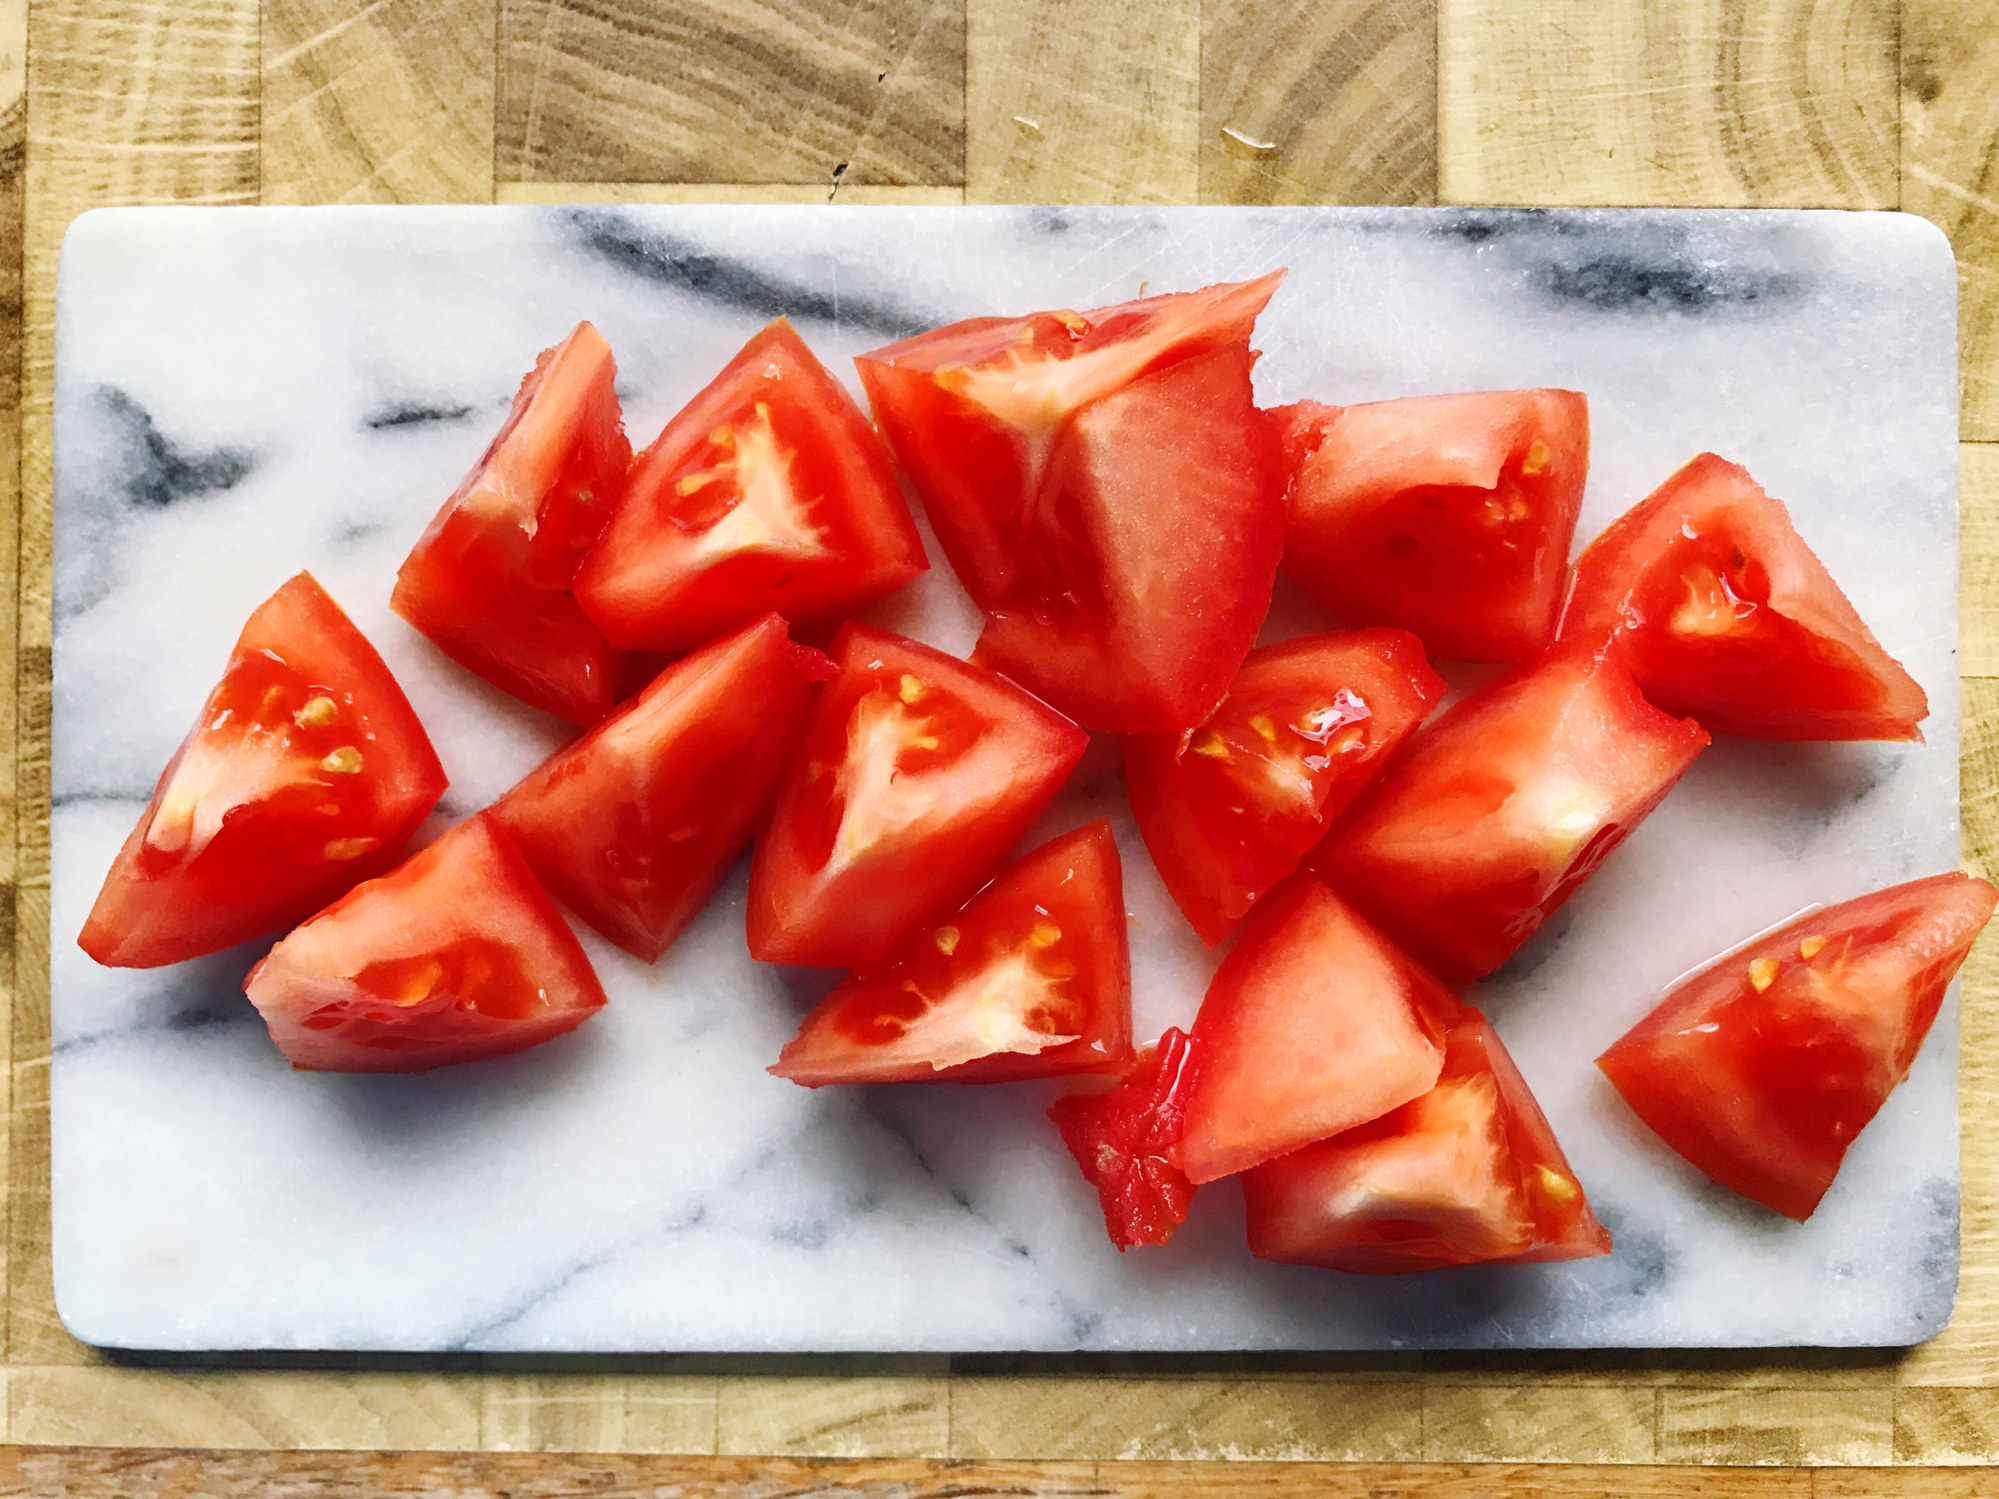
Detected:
left=49, top=205, right=1960, bottom=1352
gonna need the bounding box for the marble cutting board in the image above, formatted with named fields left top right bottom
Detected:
left=48, top=204, right=1961, bottom=1353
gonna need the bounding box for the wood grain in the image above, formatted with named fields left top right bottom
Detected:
left=495, top=0, right=963, bottom=188
left=1436, top=0, right=1899, bottom=208
left=1199, top=0, right=1435, bottom=206
left=493, top=182, right=963, bottom=204
left=262, top=0, right=496, bottom=204
left=715, top=1376, right=947, bottom=1458
left=481, top=1373, right=718, bottom=1453
left=1656, top=1387, right=1894, bottom=1466
left=1421, top=1385, right=1657, bottom=1462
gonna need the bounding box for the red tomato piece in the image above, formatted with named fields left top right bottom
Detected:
left=748, top=623, right=1090, bottom=970
left=1048, top=1026, right=1198, bottom=1250
left=1315, top=646, right=1709, bottom=982
left=1175, top=877, right=1461, bottom=1184
left=79, top=573, right=447, bottom=969
left=1273, top=390, right=1589, bottom=662
left=575, top=318, right=927, bottom=654
left=856, top=275, right=1287, bottom=732
left=489, top=614, right=833, bottom=962
left=1598, top=871, right=1998, bottom=1220
left=392, top=321, right=632, bottom=725
left=1122, top=629, right=1445, bottom=945
left=1557, top=453, right=1929, bottom=740
left=244, top=814, right=607, bottom=1073
left=1244, top=1008, right=1611, bottom=1273
left=770, top=821, right=1132, bottom=1085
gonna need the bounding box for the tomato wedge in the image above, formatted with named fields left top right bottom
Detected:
left=856, top=275, right=1286, bottom=732
left=747, top=623, right=1089, bottom=970
left=392, top=321, right=631, bottom=725
left=244, top=814, right=607, bottom=1073
left=1557, top=453, right=1929, bottom=740
left=575, top=318, right=927, bottom=654
left=1122, top=629, right=1445, bottom=945
left=1244, top=1008, right=1611, bottom=1273
left=79, top=573, right=447, bottom=969
left=1273, top=390, right=1588, bottom=662
left=1314, top=646, right=1709, bottom=982
left=1175, top=877, right=1461, bottom=1184
left=770, top=821, right=1131, bottom=1085
left=1048, top=1026, right=1197, bottom=1250
left=1598, top=871, right=1998, bottom=1220
left=489, top=614, right=833, bottom=962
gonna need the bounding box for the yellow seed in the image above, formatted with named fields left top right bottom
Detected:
left=675, top=473, right=712, bottom=496
left=1249, top=713, right=1278, bottom=744
left=397, top=959, right=443, bottom=1005
left=317, top=801, right=342, bottom=817
left=1537, top=1166, right=1579, bottom=1203
left=1800, top=934, right=1827, bottom=960
left=1096, top=1142, right=1121, bottom=1171
left=1329, top=725, right=1366, bottom=753
left=293, top=695, right=338, bottom=729
left=1190, top=730, right=1231, bottom=760
left=1748, top=956, right=1780, bottom=993
left=755, top=401, right=772, bottom=423
left=804, top=762, right=826, bottom=784
left=319, top=747, right=363, bottom=775
left=913, top=734, right=940, bottom=751
left=577, top=488, right=593, bottom=505
left=1053, top=309, right=1089, bottom=333
left=667, top=826, right=700, bottom=843
left=709, top=425, right=734, bottom=448
left=323, top=836, right=380, bottom=861
left=1509, top=497, right=1531, bottom=520
left=898, top=673, right=927, bottom=704
left=1521, top=441, right=1552, bottom=476
left=934, top=925, right=961, bottom=955
left=1029, top=921, right=1063, bottom=948
left=259, top=685, right=287, bottom=716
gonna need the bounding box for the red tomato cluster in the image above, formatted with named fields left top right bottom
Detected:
left=82, top=272, right=1993, bottom=1277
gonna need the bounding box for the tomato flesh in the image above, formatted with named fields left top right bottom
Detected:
left=1558, top=453, right=1928, bottom=740
left=1599, top=871, right=1997, bottom=1220
left=392, top=321, right=632, bottom=725
left=490, top=614, right=833, bottom=962
left=748, top=624, right=1089, bottom=971
left=1274, top=390, right=1589, bottom=662
left=575, top=318, right=927, bottom=654
left=1123, top=629, right=1445, bottom=945
left=1315, top=646, right=1709, bottom=982
left=771, top=821, right=1131, bottom=1085
left=243, top=814, right=607, bottom=1073
left=1175, top=877, right=1461, bottom=1184
left=857, top=276, right=1287, bottom=732
left=1244, top=1008, right=1611, bottom=1273
left=79, top=573, right=448, bottom=969
left=1048, top=1026, right=1198, bottom=1250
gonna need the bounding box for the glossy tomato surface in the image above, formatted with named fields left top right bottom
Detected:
left=857, top=276, right=1286, bottom=732
left=1274, top=390, right=1588, bottom=662
left=771, top=821, right=1131, bottom=1085
left=1123, top=629, right=1444, bottom=945
left=1048, top=1026, right=1197, bottom=1250
left=1558, top=453, right=1928, bottom=740
left=1244, top=1008, right=1611, bottom=1273
left=576, top=318, right=927, bottom=654
left=1599, top=871, right=1998, bottom=1220
left=80, top=572, right=447, bottom=969
left=1175, top=877, right=1461, bottom=1184
left=244, top=814, right=607, bottom=1073
left=392, top=321, right=631, bottom=725
left=748, top=623, right=1090, bottom=970
left=490, top=613, right=833, bottom=962
left=1315, top=646, right=1709, bottom=982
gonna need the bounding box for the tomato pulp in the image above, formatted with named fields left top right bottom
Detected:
left=1049, top=1026, right=1199, bottom=1249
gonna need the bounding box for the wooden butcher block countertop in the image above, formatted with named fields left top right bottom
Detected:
left=0, top=0, right=1994, bottom=1493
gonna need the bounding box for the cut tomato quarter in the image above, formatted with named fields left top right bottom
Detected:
left=1048, top=1026, right=1198, bottom=1250
left=244, top=813, right=607, bottom=1073
left=771, top=821, right=1132, bottom=1085
left=79, top=572, right=447, bottom=969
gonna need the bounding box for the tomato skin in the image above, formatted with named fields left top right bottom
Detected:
left=79, top=573, right=447, bottom=969
left=747, top=623, right=1090, bottom=971
left=1315, top=646, right=1709, bottom=983
left=243, top=814, right=607, bottom=1074
left=1274, top=390, right=1589, bottom=662
left=575, top=319, right=927, bottom=654
left=1599, top=871, right=1998, bottom=1220
left=1244, top=1008, right=1610, bottom=1273
left=1122, top=629, right=1445, bottom=945
left=1048, top=1027, right=1198, bottom=1250
left=1557, top=453, right=1928, bottom=740
left=857, top=276, right=1287, bottom=732
left=489, top=614, right=832, bottom=962
left=1175, top=876, right=1461, bottom=1185
left=771, top=821, right=1132, bottom=1085
left=392, top=321, right=631, bottom=725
